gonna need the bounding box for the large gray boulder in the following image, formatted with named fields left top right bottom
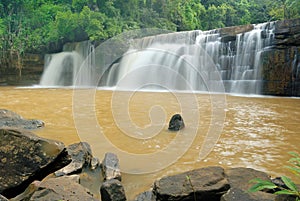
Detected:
left=0, top=129, right=71, bottom=198
left=222, top=167, right=276, bottom=201
left=29, top=175, right=98, bottom=201
left=153, top=166, right=230, bottom=201
left=0, top=109, right=44, bottom=129
left=55, top=142, right=94, bottom=176
left=102, top=152, right=122, bottom=181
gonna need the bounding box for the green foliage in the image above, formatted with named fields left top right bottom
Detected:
left=249, top=152, right=300, bottom=200
left=286, top=152, right=300, bottom=177
left=0, top=0, right=300, bottom=71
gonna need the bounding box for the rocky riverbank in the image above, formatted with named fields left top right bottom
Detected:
left=0, top=109, right=298, bottom=201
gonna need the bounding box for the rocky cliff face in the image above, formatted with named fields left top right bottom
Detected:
left=261, top=19, right=300, bottom=96
left=1, top=18, right=299, bottom=96
left=0, top=53, right=44, bottom=86
left=219, top=18, right=300, bottom=96
left=216, top=19, right=300, bottom=96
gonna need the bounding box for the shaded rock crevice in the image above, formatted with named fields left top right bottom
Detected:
left=0, top=129, right=71, bottom=198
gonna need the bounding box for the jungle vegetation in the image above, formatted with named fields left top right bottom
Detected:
left=0, top=0, right=299, bottom=71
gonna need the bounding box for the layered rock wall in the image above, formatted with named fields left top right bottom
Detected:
left=0, top=53, right=44, bottom=86
left=261, top=19, right=300, bottom=96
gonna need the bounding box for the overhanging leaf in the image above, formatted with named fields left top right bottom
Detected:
left=281, top=176, right=299, bottom=192
left=248, top=178, right=277, bottom=192
left=275, top=189, right=297, bottom=195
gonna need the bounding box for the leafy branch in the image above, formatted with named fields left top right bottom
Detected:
left=249, top=152, right=300, bottom=200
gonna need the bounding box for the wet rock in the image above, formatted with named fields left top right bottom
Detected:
left=153, top=166, right=230, bottom=201
left=29, top=175, right=97, bottom=201
left=219, top=24, right=254, bottom=36
left=221, top=187, right=275, bottom=201
left=226, top=167, right=272, bottom=191
left=0, top=195, right=8, bottom=201
left=102, top=152, right=122, bottom=181
left=168, top=114, right=185, bottom=131
left=55, top=142, right=93, bottom=176
left=222, top=167, right=275, bottom=201
left=10, top=180, right=41, bottom=201
left=275, top=194, right=298, bottom=201
left=134, top=191, right=156, bottom=201
left=260, top=47, right=300, bottom=96
left=274, top=18, right=300, bottom=46
left=100, top=179, right=126, bottom=201
left=91, top=157, right=100, bottom=170
left=0, top=129, right=71, bottom=198
left=0, top=109, right=44, bottom=129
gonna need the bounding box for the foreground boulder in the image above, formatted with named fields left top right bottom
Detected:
left=55, top=142, right=94, bottom=176
left=154, top=166, right=230, bottom=201
left=29, top=175, right=98, bottom=201
left=134, top=191, right=156, bottom=201
left=100, top=179, right=126, bottom=201
left=168, top=114, right=185, bottom=131
left=102, top=152, right=122, bottom=181
left=222, top=167, right=276, bottom=201
left=0, top=109, right=44, bottom=129
left=0, top=129, right=71, bottom=198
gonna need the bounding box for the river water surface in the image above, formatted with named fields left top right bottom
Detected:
left=1, top=87, right=300, bottom=199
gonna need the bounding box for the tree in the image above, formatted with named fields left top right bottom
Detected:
left=202, top=5, right=226, bottom=30
left=269, top=0, right=300, bottom=20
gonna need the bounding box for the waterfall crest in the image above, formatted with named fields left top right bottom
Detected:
left=40, top=41, right=95, bottom=87
left=39, top=23, right=275, bottom=94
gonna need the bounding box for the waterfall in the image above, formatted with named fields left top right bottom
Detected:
left=39, top=22, right=275, bottom=94
left=40, top=41, right=95, bottom=87
left=103, top=22, right=275, bottom=94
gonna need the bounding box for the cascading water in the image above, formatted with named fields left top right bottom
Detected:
left=102, top=22, right=275, bottom=94
left=39, top=22, right=275, bottom=94
left=40, top=41, right=96, bottom=87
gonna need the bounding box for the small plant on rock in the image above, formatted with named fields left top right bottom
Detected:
left=249, top=152, right=300, bottom=201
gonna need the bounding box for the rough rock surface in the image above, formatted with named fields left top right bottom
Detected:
left=0, top=195, right=8, bottom=201
left=0, top=109, right=44, bottom=129
left=221, top=187, right=275, bottom=201
left=55, top=142, right=93, bottom=176
left=10, top=181, right=41, bottom=201
left=102, top=152, right=122, bottom=181
left=222, top=167, right=276, bottom=201
left=0, top=129, right=71, bottom=198
left=134, top=191, right=156, bottom=201
left=153, top=166, right=230, bottom=201
left=29, top=175, right=98, bottom=201
left=100, top=179, right=127, bottom=201
left=168, top=114, right=185, bottom=131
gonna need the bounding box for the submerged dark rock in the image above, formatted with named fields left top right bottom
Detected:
left=168, top=114, right=185, bottom=131
left=0, top=129, right=71, bottom=198
left=0, top=109, right=44, bottom=129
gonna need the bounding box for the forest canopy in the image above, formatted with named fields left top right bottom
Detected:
left=0, top=0, right=299, bottom=65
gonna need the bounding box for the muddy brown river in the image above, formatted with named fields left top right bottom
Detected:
left=1, top=86, right=300, bottom=199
